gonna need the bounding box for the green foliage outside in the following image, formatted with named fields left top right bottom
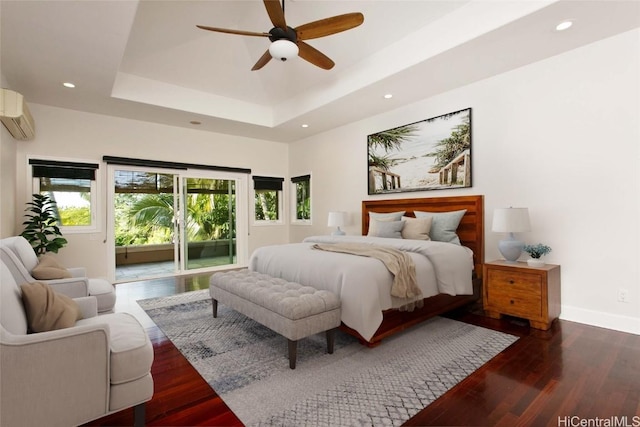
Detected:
left=58, top=206, right=91, bottom=226
left=114, top=179, right=236, bottom=247
left=115, top=193, right=174, bottom=246
left=295, top=180, right=311, bottom=220
left=255, top=190, right=279, bottom=220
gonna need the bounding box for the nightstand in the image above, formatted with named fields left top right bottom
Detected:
left=483, top=260, right=561, bottom=330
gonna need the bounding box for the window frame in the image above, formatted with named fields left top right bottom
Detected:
left=252, top=176, right=284, bottom=225
left=291, top=174, right=311, bottom=225
left=28, top=157, right=100, bottom=234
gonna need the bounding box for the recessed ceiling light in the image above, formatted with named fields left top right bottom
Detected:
left=556, top=20, right=573, bottom=31
left=301, top=124, right=309, bottom=128
left=63, top=82, right=75, bottom=88
left=383, top=94, right=393, bottom=99
left=189, top=120, right=201, bottom=125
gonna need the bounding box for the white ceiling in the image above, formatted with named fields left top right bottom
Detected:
left=2, top=0, right=639, bottom=142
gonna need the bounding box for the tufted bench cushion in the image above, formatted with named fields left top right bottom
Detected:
left=209, top=269, right=341, bottom=369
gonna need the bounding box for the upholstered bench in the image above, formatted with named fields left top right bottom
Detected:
left=209, top=269, right=341, bottom=369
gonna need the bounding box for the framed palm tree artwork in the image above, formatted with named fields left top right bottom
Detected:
left=367, top=108, right=472, bottom=195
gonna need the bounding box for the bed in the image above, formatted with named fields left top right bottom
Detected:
left=249, top=195, right=484, bottom=346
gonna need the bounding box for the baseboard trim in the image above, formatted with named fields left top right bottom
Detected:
left=560, top=305, right=640, bottom=335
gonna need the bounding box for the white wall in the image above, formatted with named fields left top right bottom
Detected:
left=0, top=127, right=18, bottom=238
left=0, top=73, right=18, bottom=237
left=290, top=29, right=640, bottom=335
left=12, top=105, right=290, bottom=278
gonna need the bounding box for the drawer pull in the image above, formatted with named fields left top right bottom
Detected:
left=510, top=300, right=514, bottom=305
left=509, top=280, right=515, bottom=284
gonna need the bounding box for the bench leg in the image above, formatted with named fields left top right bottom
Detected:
left=288, top=339, right=297, bottom=369
left=211, top=299, right=218, bottom=318
left=326, top=328, right=336, bottom=354
left=133, top=403, right=145, bottom=427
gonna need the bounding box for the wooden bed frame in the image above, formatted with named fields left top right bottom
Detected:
left=341, top=194, right=484, bottom=347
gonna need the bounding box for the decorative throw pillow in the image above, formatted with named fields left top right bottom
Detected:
left=31, top=254, right=72, bottom=280
left=401, top=216, right=432, bottom=240
left=414, top=210, right=467, bottom=244
left=367, top=211, right=405, bottom=236
left=20, top=282, right=82, bottom=333
left=369, top=219, right=404, bottom=238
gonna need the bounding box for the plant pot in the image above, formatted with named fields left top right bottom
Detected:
left=527, top=258, right=545, bottom=267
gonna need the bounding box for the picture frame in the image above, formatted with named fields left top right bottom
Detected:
left=367, top=108, right=472, bottom=194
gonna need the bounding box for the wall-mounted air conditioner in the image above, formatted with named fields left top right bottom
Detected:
left=0, top=88, right=35, bottom=140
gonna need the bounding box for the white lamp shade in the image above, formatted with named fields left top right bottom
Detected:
left=492, top=208, right=531, bottom=233
left=269, top=40, right=298, bottom=61
left=327, top=211, right=346, bottom=227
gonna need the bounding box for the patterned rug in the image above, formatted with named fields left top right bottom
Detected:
left=138, top=290, right=518, bottom=426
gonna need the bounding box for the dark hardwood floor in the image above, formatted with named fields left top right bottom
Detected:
left=86, top=274, right=640, bottom=426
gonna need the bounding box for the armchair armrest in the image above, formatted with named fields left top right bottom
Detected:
left=44, top=277, right=90, bottom=298
left=0, top=324, right=112, bottom=426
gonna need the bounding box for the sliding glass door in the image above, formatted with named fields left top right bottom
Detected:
left=180, top=176, right=236, bottom=271
left=109, top=166, right=246, bottom=282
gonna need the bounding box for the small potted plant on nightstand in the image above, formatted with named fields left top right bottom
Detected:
left=523, top=243, right=552, bottom=267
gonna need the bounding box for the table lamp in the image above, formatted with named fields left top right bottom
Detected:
left=492, top=207, right=530, bottom=262
left=327, top=211, right=346, bottom=236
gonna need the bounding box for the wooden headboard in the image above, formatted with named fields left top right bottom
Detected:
left=362, top=195, right=484, bottom=277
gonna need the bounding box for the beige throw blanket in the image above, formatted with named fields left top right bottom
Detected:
left=312, top=243, right=423, bottom=304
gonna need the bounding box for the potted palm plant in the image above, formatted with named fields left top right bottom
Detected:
left=523, top=243, right=552, bottom=267
left=21, top=194, right=68, bottom=255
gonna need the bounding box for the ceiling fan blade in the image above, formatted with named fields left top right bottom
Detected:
left=296, top=13, right=364, bottom=40
left=263, top=0, right=287, bottom=30
left=197, top=25, right=270, bottom=37
left=251, top=50, right=273, bottom=71
left=298, top=41, right=334, bottom=70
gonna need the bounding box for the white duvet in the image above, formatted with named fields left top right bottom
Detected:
left=248, top=235, right=474, bottom=341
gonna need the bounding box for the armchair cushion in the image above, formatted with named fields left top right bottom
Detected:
left=78, top=313, right=154, bottom=384
left=32, top=253, right=72, bottom=280
left=21, top=282, right=82, bottom=332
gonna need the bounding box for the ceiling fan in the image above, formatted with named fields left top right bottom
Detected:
left=197, top=0, right=364, bottom=71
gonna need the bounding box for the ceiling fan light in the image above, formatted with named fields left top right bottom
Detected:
left=269, top=40, right=298, bottom=62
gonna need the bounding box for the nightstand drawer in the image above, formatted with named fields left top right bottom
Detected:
left=486, top=269, right=543, bottom=319
left=488, top=269, right=542, bottom=290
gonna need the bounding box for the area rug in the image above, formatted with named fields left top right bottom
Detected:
left=138, top=290, right=518, bottom=426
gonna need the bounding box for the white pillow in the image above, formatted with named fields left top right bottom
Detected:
left=414, top=210, right=466, bottom=244
left=401, top=216, right=432, bottom=240
left=369, top=219, right=404, bottom=238
left=367, top=211, right=405, bottom=236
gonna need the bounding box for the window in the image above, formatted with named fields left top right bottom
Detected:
left=29, top=159, right=99, bottom=232
left=291, top=174, right=311, bottom=222
left=253, top=176, right=283, bottom=223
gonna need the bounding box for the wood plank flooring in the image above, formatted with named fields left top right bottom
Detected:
left=85, top=274, right=640, bottom=426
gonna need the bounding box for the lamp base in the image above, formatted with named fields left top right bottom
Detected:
left=498, top=234, right=524, bottom=262
left=331, top=227, right=345, bottom=236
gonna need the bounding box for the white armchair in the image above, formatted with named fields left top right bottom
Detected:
left=0, top=236, right=115, bottom=312
left=0, top=258, right=154, bottom=427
